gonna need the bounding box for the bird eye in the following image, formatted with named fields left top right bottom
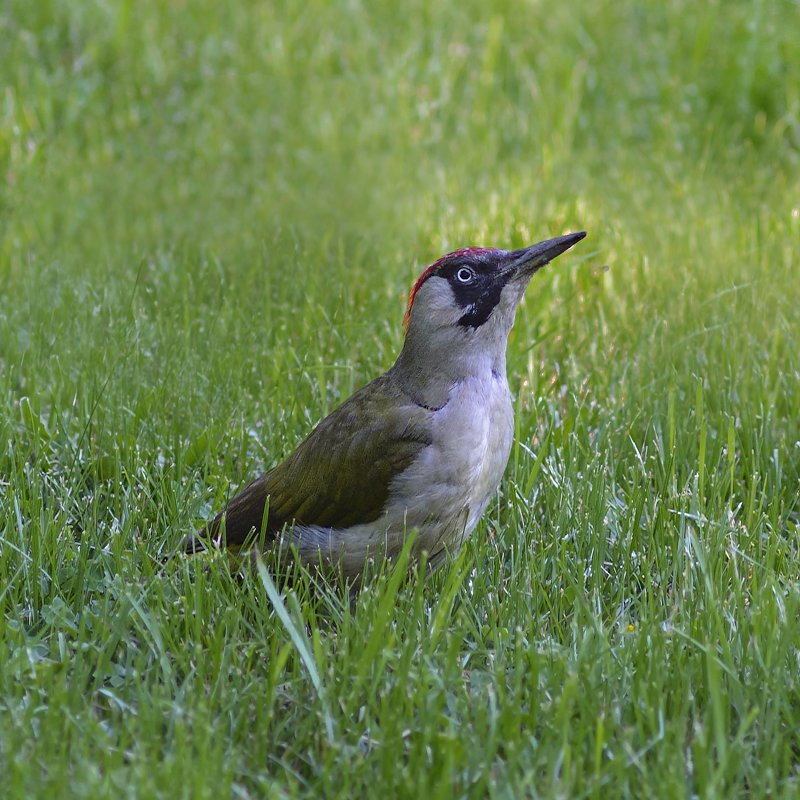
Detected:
left=456, top=267, right=475, bottom=284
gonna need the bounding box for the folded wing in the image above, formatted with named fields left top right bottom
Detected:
left=186, top=371, right=433, bottom=551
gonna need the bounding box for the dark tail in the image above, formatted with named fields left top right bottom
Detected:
left=182, top=511, right=224, bottom=554
left=182, top=530, right=212, bottom=554
left=184, top=475, right=275, bottom=555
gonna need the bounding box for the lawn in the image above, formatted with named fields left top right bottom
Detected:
left=1, top=0, right=799, bottom=796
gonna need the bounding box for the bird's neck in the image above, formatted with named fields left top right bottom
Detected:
left=391, top=327, right=510, bottom=410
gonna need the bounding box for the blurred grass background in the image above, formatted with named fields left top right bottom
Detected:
left=1, top=0, right=799, bottom=796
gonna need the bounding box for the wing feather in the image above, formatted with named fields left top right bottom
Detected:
left=189, top=371, right=432, bottom=550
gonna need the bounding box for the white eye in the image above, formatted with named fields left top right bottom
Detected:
left=456, top=267, right=475, bottom=283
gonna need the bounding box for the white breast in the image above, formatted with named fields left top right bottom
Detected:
left=384, top=371, right=514, bottom=548
left=282, top=372, right=514, bottom=578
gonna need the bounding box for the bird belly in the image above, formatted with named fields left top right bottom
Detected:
left=385, top=372, right=514, bottom=553
left=278, top=373, right=513, bottom=580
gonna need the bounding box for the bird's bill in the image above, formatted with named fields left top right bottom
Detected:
left=506, top=231, right=587, bottom=276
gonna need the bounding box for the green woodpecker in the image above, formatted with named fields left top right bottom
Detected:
left=187, top=232, right=586, bottom=580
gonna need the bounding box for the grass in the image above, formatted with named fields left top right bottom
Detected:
left=1, top=0, right=799, bottom=796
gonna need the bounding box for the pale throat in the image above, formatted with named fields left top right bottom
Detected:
left=392, top=314, right=513, bottom=409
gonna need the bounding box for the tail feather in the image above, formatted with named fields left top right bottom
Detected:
left=182, top=531, right=211, bottom=554
left=186, top=477, right=276, bottom=555
left=183, top=508, right=231, bottom=554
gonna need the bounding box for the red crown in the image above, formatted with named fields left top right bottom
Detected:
left=403, top=247, right=500, bottom=331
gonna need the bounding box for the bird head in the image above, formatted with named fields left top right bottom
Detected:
left=404, top=232, right=586, bottom=334
left=395, top=231, right=586, bottom=406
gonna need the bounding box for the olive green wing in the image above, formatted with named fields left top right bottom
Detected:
left=189, top=372, right=432, bottom=550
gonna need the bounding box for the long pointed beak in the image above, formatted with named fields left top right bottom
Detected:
left=506, top=231, right=587, bottom=276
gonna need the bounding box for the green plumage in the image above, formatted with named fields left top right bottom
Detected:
left=188, top=232, right=586, bottom=568
left=187, top=371, right=433, bottom=550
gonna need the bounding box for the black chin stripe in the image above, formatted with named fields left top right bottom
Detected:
left=457, top=282, right=504, bottom=328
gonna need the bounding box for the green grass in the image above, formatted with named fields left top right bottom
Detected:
left=2, top=0, right=800, bottom=796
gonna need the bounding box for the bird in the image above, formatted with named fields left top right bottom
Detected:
left=187, top=231, right=586, bottom=585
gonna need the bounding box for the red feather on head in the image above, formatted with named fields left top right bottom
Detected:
left=403, top=247, right=501, bottom=331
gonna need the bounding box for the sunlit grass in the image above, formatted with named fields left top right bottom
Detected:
left=1, top=0, right=799, bottom=796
